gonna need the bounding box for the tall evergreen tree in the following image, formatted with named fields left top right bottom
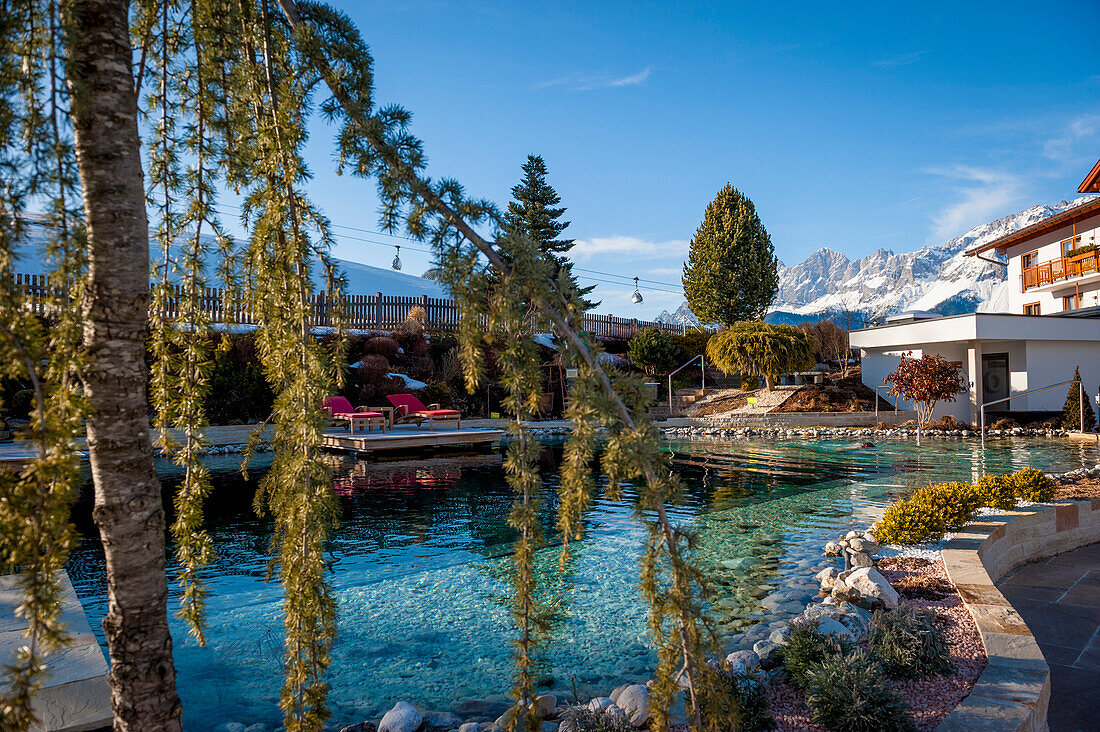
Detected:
left=500, top=155, right=595, bottom=308
left=682, top=183, right=778, bottom=326
left=504, top=155, right=574, bottom=267
left=1062, top=366, right=1097, bottom=431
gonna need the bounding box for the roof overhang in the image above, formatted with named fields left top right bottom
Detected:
left=1080, top=158, right=1100, bottom=193
left=964, top=196, right=1100, bottom=257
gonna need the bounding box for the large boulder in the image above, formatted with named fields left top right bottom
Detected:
left=458, top=724, right=481, bottom=732
left=586, top=697, right=613, bottom=713
left=534, top=694, right=557, bottom=719
left=379, top=702, right=422, bottom=732
left=846, top=567, right=899, bottom=609
left=724, top=649, right=759, bottom=674
left=616, top=685, right=651, bottom=727
left=816, top=616, right=856, bottom=640
left=815, top=567, right=839, bottom=590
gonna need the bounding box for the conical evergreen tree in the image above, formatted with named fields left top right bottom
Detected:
left=504, top=155, right=574, bottom=266
left=499, top=154, right=595, bottom=306
left=1063, top=366, right=1097, bottom=431
left=682, top=183, right=778, bottom=326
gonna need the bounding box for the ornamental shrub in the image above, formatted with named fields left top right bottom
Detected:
left=779, top=620, right=853, bottom=689
left=872, top=481, right=982, bottom=545
left=867, top=606, right=952, bottom=679
left=803, top=649, right=916, bottom=732
left=740, top=375, right=760, bottom=391
left=627, top=328, right=681, bottom=375
left=976, top=474, right=1017, bottom=510
left=559, top=706, right=632, bottom=732
left=1011, top=467, right=1055, bottom=502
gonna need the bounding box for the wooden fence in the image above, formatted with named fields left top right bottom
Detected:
left=11, top=273, right=689, bottom=338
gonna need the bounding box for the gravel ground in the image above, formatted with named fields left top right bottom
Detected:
left=767, top=557, right=986, bottom=732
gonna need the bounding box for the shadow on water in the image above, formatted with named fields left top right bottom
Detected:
left=63, top=436, right=1098, bottom=729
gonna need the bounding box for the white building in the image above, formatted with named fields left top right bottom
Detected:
left=851, top=162, right=1100, bottom=426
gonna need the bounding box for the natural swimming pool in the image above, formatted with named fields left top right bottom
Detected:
left=65, top=436, right=1100, bottom=729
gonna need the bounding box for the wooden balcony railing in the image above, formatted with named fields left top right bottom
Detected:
left=1021, top=248, right=1100, bottom=291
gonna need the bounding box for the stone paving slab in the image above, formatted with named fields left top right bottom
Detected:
left=0, top=572, right=111, bottom=731
left=1000, top=542, right=1100, bottom=732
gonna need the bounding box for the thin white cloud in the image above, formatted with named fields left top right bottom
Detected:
left=1042, top=113, right=1100, bottom=163
left=539, top=66, right=651, bottom=92
left=925, top=165, right=1025, bottom=241
left=872, top=50, right=927, bottom=68
left=570, top=235, right=688, bottom=260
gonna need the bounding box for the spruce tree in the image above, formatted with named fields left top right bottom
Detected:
left=500, top=155, right=595, bottom=307
left=1063, top=366, right=1097, bottom=431
left=682, top=183, right=779, bottom=326
left=504, top=155, right=574, bottom=267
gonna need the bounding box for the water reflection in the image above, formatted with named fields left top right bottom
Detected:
left=63, top=437, right=1098, bottom=729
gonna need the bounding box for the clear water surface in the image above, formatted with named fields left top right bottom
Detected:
left=65, top=436, right=1100, bottom=729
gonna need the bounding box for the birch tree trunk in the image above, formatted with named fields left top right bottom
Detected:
left=64, top=0, right=183, bottom=728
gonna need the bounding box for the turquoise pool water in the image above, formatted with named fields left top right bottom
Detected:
left=65, top=437, right=1100, bottom=729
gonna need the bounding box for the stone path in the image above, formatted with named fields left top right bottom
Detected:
left=998, top=542, right=1100, bottom=732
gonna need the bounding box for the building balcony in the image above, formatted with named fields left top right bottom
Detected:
left=1021, top=248, right=1100, bottom=291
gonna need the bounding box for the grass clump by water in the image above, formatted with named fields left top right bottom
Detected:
left=1011, top=467, right=1056, bottom=502
left=559, top=706, right=632, bottom=732
left=803, top=649, right=916, bottom=732
left=779, top=620, right=854, bottom=689
left=867, top=606, right=953, bottom=679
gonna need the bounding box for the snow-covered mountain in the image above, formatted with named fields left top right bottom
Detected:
left=656, top=197, right=1093, bottom=325
left=11, top=218, right=447, bottom=299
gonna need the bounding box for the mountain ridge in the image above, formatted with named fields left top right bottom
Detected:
left=656, top=197, right=1094, bottom=326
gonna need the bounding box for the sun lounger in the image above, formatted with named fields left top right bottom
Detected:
left=385, top=393, right=461, bottom=430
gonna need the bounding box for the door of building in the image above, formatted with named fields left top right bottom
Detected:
left=982, top=353, right=1009, bottom=408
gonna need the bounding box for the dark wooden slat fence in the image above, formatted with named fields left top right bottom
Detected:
left=12, top=274, right=687, bottom=338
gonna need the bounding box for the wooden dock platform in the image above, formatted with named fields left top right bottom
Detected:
left=321, top=424, right=504, bottom=455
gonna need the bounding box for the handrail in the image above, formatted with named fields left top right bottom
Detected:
left=874, top=385, right=898, bottom=418
left=668, top=354, right=706, bottom=409
left=1021, top=248, right=1100, bottom=290
left=980, top=379, right=1082, bottom=449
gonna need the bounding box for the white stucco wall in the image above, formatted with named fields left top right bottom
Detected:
left=852, top=314, right=1100, bottom=425
left=1003, top=208, right=1100, bottom=315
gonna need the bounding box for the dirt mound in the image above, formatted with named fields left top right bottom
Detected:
left=771, top=374, right=891, bottom=413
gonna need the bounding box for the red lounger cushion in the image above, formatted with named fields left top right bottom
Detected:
left=416, top=409, right=460, bottom=417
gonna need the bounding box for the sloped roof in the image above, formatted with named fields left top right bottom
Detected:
left=1080, top=158, right=1100, bottom=193
left=965, top=195, right=1100, bottom=256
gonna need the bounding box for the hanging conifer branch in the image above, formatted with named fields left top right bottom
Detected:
left=274, top=2, right=731, bottom=726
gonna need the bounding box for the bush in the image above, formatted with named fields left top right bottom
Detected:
left=204, top=333, right=274, bottom=424
left=363, top=336, right=400, bottom=360
left=558, top=706, right=632, bottom=732
left=872, top=481, right=981, bottom=545
left=671, top=328, right=712, bottom=363
left=706, top=321, right=814, bottom=390
left=416, top=381, right=452, bottom=408
left=976, top=474, right=1016, bottom=510
left=627, top=328, right=680, bottom=375
left=740, top=375, right=760, bottom=391
left=803, top=649, right=915, bottom=732
left=867, top=606, right=952, bottom=679
left=779, top=620, right=853, bottom=689
left=1011, top=467, right=1055, bottom=502
left=713, top=669, right=774, bottom=732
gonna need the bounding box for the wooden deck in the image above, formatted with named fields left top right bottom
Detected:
left=321, top=424, right=504, bottom=455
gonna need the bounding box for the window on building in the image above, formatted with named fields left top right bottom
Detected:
left=1063, top=294, right=1079, bottom=311
left=1022, top=251, right=1038, bottom=269
left=1023, top=302, right=1041, bottom=315
left=1063, top=236, right=1082, bottom=257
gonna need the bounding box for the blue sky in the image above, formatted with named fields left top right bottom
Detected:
left=286, top=2, right=1098, bottom=316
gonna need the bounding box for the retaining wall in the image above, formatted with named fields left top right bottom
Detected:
left=938, top=499, right=1100, bottom=731
left=663, top=410, right=918, bottom=428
